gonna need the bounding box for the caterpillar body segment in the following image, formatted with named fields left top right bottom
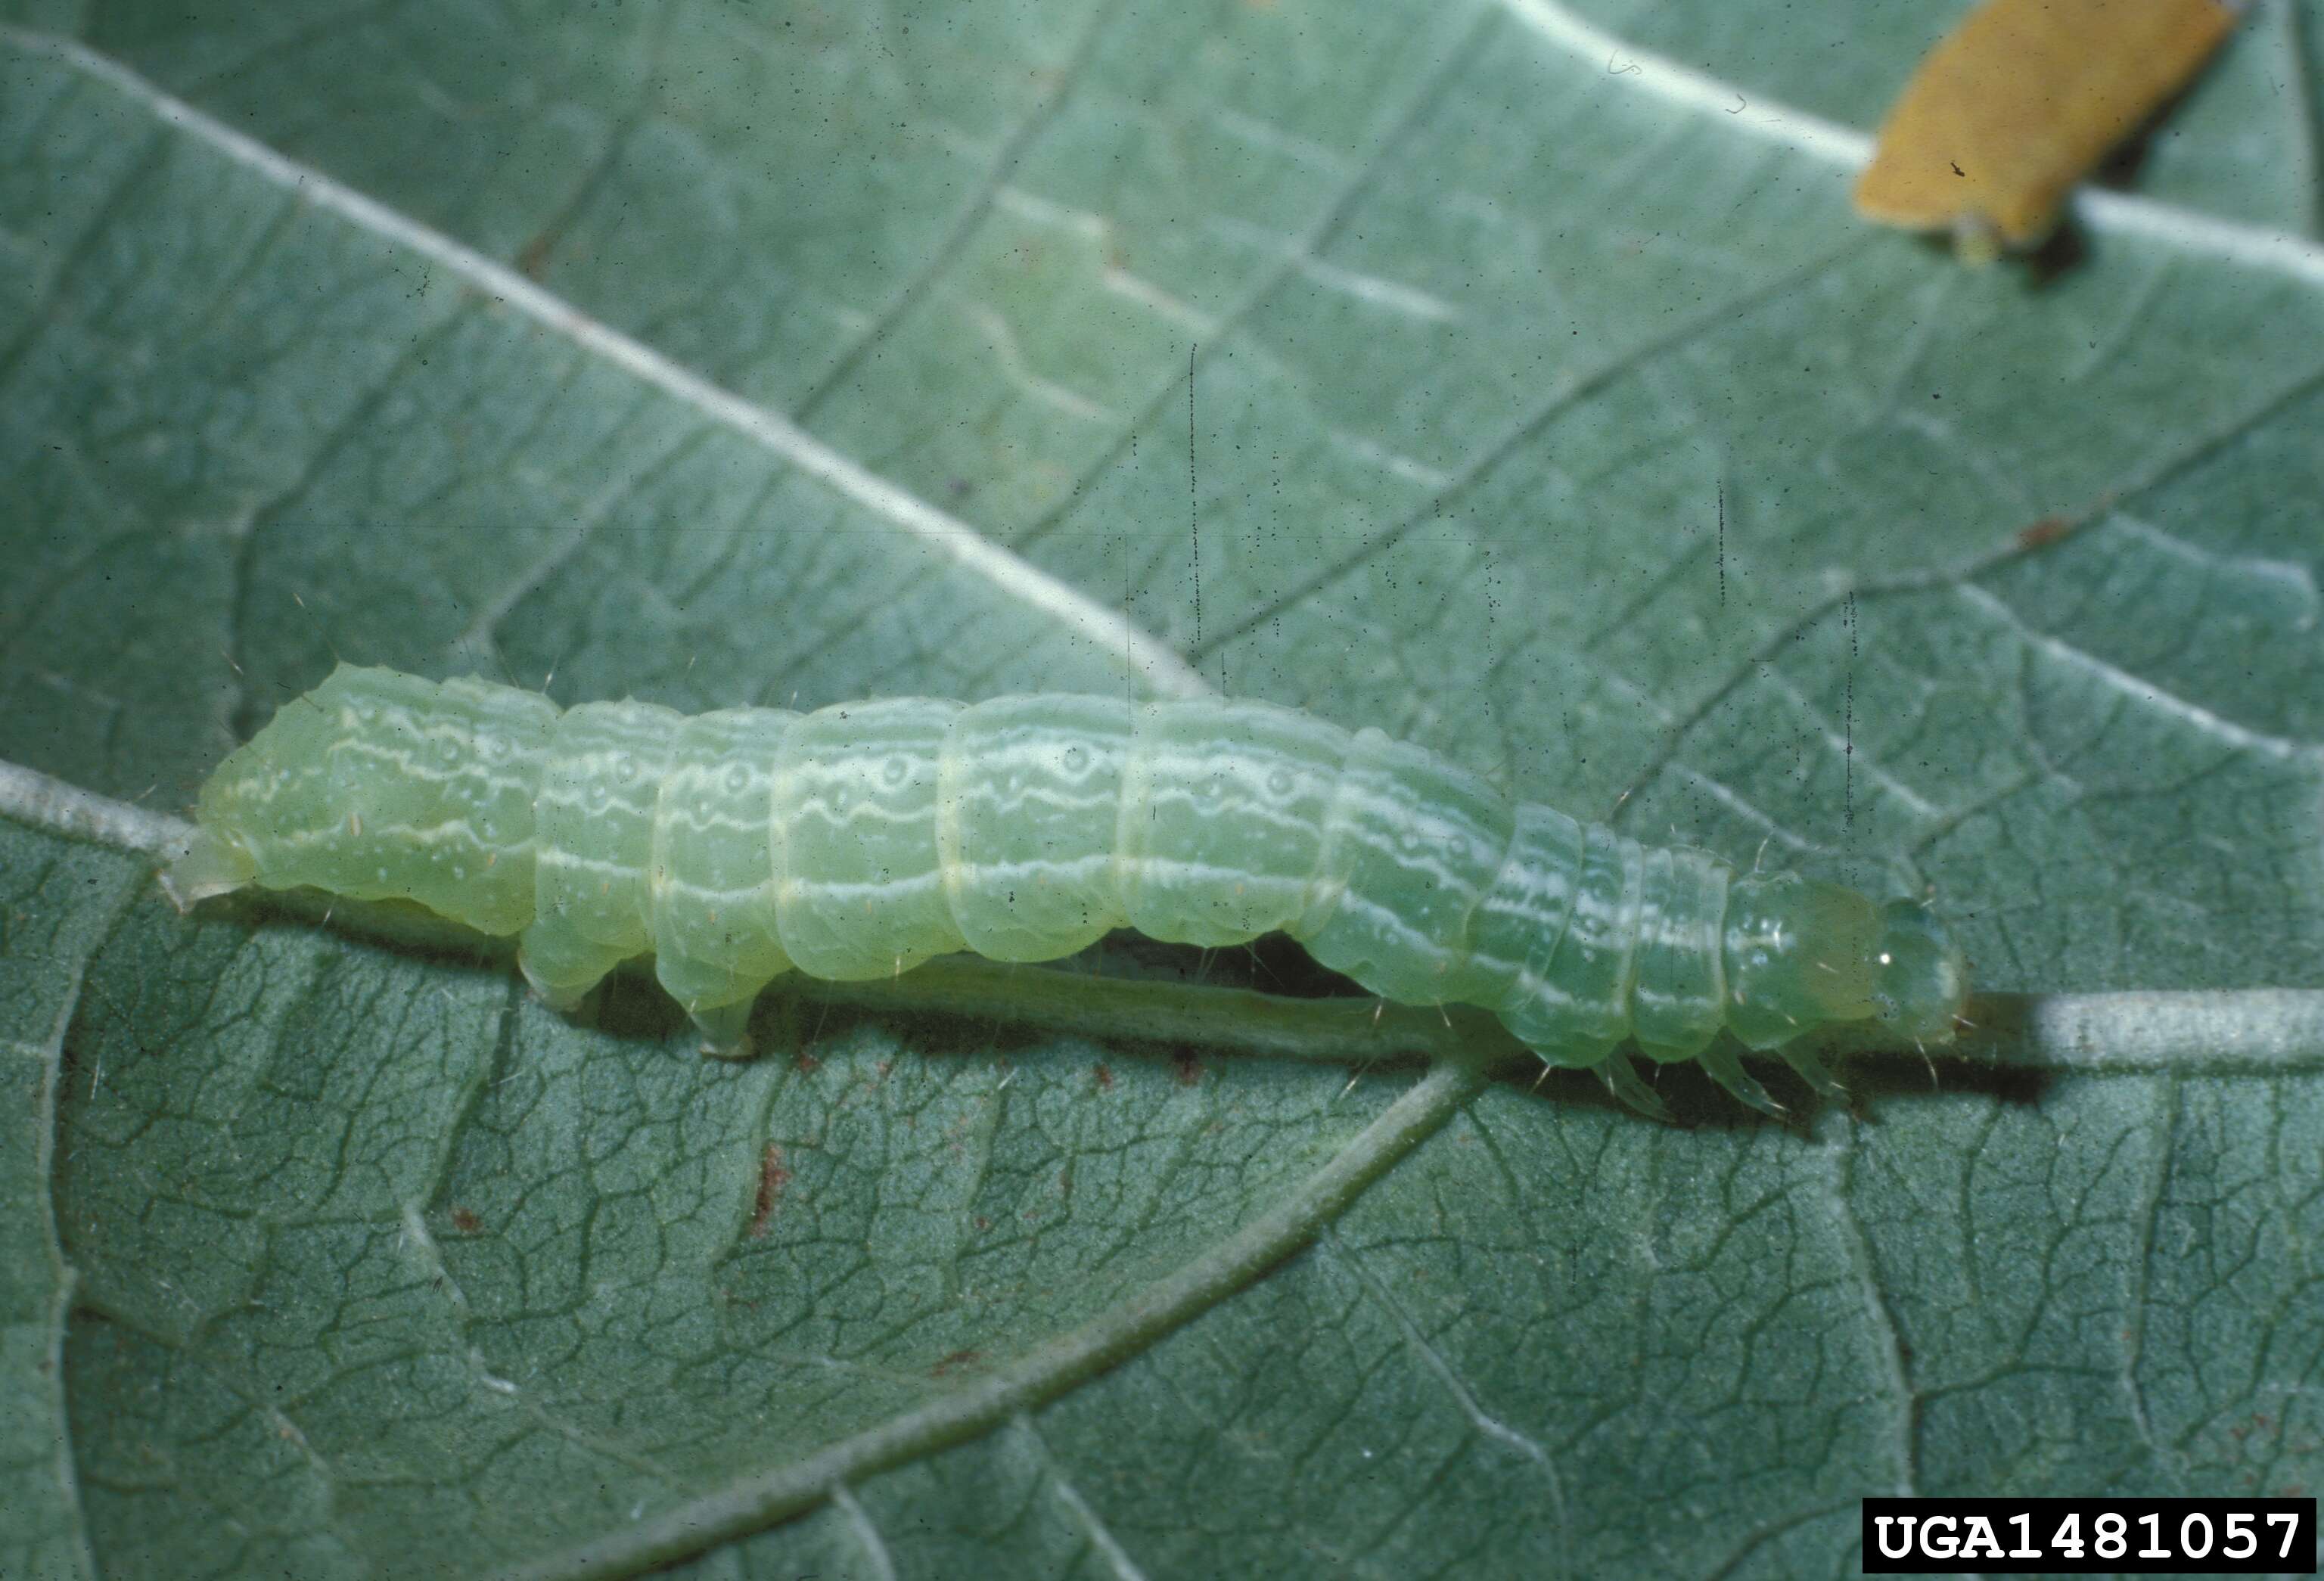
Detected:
left=166, top=665, right=1971, bottom=1114
left=940, top=691, right=1131, bottom=964
left=526, top=697, right=686, bottom=1007
left=646, top=707, right=795, bottom=1030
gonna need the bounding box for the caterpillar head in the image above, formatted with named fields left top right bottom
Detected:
left=1723, top=875, right=1968, bottom=1050
left=1869, top=899, right=1969, bottom=1045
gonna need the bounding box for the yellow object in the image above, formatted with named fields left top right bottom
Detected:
left=1853, top=0, right=2238, bottom=259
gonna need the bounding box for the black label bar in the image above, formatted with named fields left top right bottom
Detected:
left=1862, top=1496, right=2316, bottom=1574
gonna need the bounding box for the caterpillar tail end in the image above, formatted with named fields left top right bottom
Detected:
left=158, top=828, right=257, bottom=912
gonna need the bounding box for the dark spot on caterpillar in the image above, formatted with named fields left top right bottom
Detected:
left=449, top=1207, right=481, bottom=1235
left=747, top=1144, right=791, bottom=1239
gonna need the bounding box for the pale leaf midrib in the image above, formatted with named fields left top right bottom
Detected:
left=5, top=759, right=2322, bottom=1078
left=0, top=26, right=1210, bottom=702
left=493, top=1058, right=1490, bottom=1581
left=1497, top=0, right=2324, bottom=286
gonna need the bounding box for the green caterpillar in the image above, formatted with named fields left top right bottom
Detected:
left=163, top=664, right=1968, bottom=1117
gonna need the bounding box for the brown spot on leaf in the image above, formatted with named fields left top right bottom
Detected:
left=748, top=1143, right=791, bottom=1239
left=1093, top=1063, right=1114, bottom=1091
left=449, top=1207, right=482, bottom=1235
left=2015, top=514, right=2074, bottom=550
left=932, top=1348, right=983, bottom=1378
left=516, top=228, right=559, bottom=281
left=1174, top=1053, right=1203, bottom=1086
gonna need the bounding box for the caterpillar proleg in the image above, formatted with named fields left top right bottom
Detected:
left=163, top=665, right=1970, bottom=1117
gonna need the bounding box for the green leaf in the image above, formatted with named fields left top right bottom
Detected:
left=0, top=821, right=118, bottom=1581
left=5, top=3, right=2323, bottom=1577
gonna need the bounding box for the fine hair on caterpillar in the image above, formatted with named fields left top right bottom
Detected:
left=163, top=664, right=1971, bottom=1119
